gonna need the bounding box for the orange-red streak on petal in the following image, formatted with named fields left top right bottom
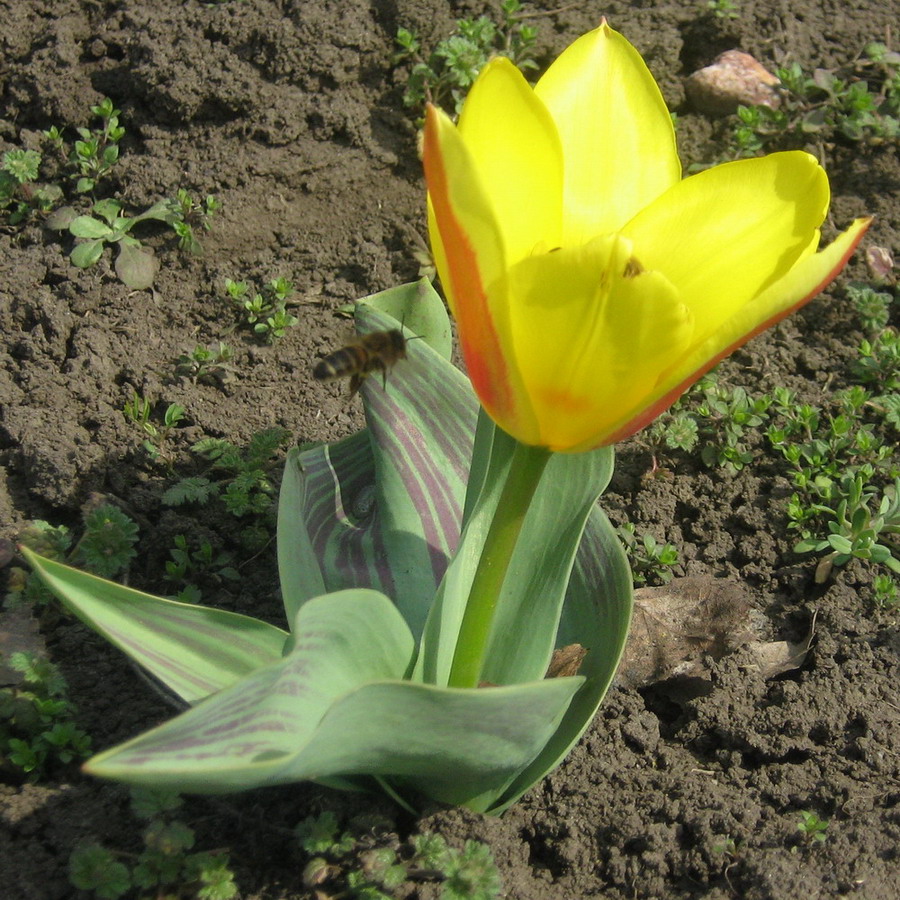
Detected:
left=602, top=219, right=872, bottom=447
left=423, top=107, right=515, bottom=419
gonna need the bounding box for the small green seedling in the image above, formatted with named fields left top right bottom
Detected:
left=794, top=473, right=900, bottom=582
left=296, top=812, right=501, bottom=900
left=795, top=810, right=829, bottom=846
left=223, top=277, right=299, bottom=343
left=174, top=342, right=234, bottom=384
left=872, top=573, right=899, bottom=609
left=616, top=523, right=680, bottom=585
left=164, top=534, right=239, bottom=604
left=69, top=96, right=125, bottom=193
left=0, top=148, right=63, bottom=224
left=123, top=393, right=187, bottom=463
left=395, top=0, right=537, bottom=119
left=1, top=652, right=92, bottom=781
left=69, top=787, right=238, bottom=900
left=166, top=188, right=221, bottom=256
left=847, top=281, right=894, bottom=333
left=706, top=0, right=739, bottom=19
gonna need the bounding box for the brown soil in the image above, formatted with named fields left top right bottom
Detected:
left=1, top=1, right=899, bottom=898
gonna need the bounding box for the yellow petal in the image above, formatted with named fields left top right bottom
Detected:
left=602, top=216, right=872, bottom=446
left=423, top=105, right=536, bottom=435
left=535, top=22, right=681, bottom=243
left=501, top=235, right=693, bottom=450
left=457, top=57, right=564, bottom=264
left=622, top=152, right=829, bottom=347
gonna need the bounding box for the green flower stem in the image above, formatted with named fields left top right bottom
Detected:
left=448, top=441, right=552, bottom=688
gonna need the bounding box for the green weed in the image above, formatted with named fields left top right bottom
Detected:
left=223, top=277, right=299, bottom=343
left=733, top=44, right=900, bottom=155
left=69, top=788, right=238, bottom=899
left=395, top=0, right=537, bottom=119
left=616, top=523, right=680, bottom=585
left=0, top=653, right=91, bottom=781
left=296, top=811, right=501, bottom=900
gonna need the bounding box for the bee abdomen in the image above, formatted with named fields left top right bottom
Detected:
left=312, top=347, right=369, bottom=382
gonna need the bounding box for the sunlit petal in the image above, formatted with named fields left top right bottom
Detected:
left=535, top=22, right=680, bottom=242
left=503, top=236, right=693, bottom=450
left=602, top=217, right=872, bottom=446
left=423, top=105, right=534, bottom=432
left=622, top=152, right=830, bottom=345
left=458, top=58, right=564, bottom=264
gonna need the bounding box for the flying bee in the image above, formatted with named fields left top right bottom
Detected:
left=312, top=328, right=418, bottom=396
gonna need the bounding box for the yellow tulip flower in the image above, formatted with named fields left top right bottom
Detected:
left=424, top=22, right=870, bottom=452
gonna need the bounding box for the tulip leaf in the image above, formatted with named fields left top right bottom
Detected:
left=22, top=548, right=288, bottom=705
left=279, top=296, right=478, bottom=638
left=357, top=278, right=453, bottom=361
left=417, top=414, right=617, bottom=688
left=85, top=588, right=582, bottom=810
left=490, top=502, right=633, bottom=813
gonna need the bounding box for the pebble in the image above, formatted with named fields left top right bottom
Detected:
left=685, top=50, right=781, bottom=117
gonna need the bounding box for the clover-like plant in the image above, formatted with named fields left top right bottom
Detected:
left=795, top=473, right=900, bottom=581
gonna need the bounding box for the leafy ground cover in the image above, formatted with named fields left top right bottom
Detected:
left=1, top=1, right=898, bottom=898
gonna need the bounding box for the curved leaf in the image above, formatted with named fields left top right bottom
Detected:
left=358, top=278, right=454, bottom=361
left=489, top=503, right=633, bottom=813
left=279, top=294, right=478, bottom=638
left=85, top=589, right=582, bottom=810
left=23, top=548, right=288, bottom=705
left=417, top=417, right=616, bottom=687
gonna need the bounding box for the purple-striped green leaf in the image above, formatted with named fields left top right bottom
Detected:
left=22, top=548, right=288, bottom=705
left=278, top=288, right=478, bottom=638
left=84, top=588, right=583, bottom=810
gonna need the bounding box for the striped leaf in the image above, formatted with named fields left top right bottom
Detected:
left=279, top=285, right=479, bottom=638
left=22, top=548, right=288, bottom=705
left=85, top=588, right=583, bottom=810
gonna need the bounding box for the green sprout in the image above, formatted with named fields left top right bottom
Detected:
left=296, top=812, right=501, bottom=900
left=0, top=148, right=62, bottom=224
left=794, top=473, right=900, bottom=581
left=165, top=188, right=221, bottom=256
left=174, top=342, right=234, bottom=384
left=846, top=281, right=894, bottom=333
left=223, top=277, right=299, bottom=343
left=123, top=393, right=187, bottom=463
left=616, top=523, right=680, bottom=585
left=164, top=534, right=239, bottom=604
left=1, top=652, right=92, bottom=781
left=69, top=788, right=238, bottom=900
left=395, top=0, right=537, bottom=119
left=706, top=0, right=740, bottom=19
left=873, top=573, right=899, bottom=609
left=70, top=96, right=125, bottom=193
left=795, top=810, right=829, bottom=845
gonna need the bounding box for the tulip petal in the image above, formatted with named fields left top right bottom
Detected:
left=602, top=216, right=872, bottom=446
left=622, top=152, right=830, bottom=347
left=535, top=22, right=681, bottom=243
left=502, top=235, right=694, bottom=450
left=423, top=105, right=538, bottom=437
left=457, top=57, right=564, bottom=264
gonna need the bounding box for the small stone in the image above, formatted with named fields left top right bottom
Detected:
left=685, top=50, right=781, bottom=117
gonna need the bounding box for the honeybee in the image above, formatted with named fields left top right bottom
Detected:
left=312, top=328, right=415, bottom=396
